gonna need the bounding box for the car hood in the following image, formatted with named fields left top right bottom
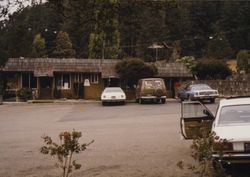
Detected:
left=213, top=125, right=250, bottom=141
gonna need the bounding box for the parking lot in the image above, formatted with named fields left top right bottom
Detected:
left=0, top=100, right=249, bottom=177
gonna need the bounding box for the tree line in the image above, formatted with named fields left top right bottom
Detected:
left=0, top=0, right=250, bottom=66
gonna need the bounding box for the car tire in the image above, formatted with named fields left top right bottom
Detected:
left=155, top=89, right=164, bottom=97
left=210, top=98, right=215, bottom=103
left=102, top=101, right=106, bottom=106
left=139, top=98, right=143, bottom=104
left=180, top=97, right=184, bottom=102
left=161, top=98, right=166, bottom=104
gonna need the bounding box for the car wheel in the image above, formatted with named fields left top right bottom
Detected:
left=179, top=97, right=184, bottom=102
left=161, top=98, right=166, bottom=104
left=210, top=98, right=215, bottom=103
left=139, top=98, right=143, bottom=104
left=102, top=101, right=106, bottom=106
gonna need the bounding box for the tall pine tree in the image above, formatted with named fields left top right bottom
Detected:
left=30, top=33, right=47, bottom=58
left=88, top=0, right=121, bottom=59
left=52, top=31, right=75, bottom=58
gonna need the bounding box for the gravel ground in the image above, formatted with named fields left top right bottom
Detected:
left=1, top=101, right=246, bottom=177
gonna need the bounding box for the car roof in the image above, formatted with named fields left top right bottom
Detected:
left=104, top=87, right=122, bottom=90
left=220, top=97, right=250, bottom=107
left=190, top=84, right=209, bottom=87
left=140, top=78, right=163, bottom=81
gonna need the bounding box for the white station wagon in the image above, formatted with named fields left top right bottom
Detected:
left=181, top=97, right=250, bottom=164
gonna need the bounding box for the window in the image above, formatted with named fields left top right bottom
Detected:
left=22, top=73, right=37, bottom=89
left=90, top=73, right=99, bottom=84
left=55, top=73, right=71, bottom=89
left=74, top=73, right=99, bottom=84
left=74, top=73, right=84, bottom=83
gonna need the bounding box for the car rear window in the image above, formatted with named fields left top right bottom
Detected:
left=191, top=85, right=211, bottom=91
left=218, top=105, right=250, bottom=125
left=144, top=80, right=163, bottom=89
left=105, top=88, right=122, bottom=93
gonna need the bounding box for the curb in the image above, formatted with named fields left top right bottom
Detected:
left=2, top=98, right=179, bottom=105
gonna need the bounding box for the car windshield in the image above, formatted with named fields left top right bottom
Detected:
left=104, top=88, right=123, bottom=93
left=191, top=85, right=211, bottom=91
left=218, top=104, right=250, bottom=126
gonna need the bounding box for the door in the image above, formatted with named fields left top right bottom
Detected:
left=40, top=77, right=53, bottom=99
left=180, top=101, right=214, bottom=139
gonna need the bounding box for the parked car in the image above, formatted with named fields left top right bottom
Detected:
left=101, top=87, right=126, bottom=106
left=136, top=78, right=167, bottom=104
left=180, top=97, right=250, bottom=164
left=177, top=83, right=219, bottom=103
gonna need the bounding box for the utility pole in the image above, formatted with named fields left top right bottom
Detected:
left=102, top=40, right=105, bottom=59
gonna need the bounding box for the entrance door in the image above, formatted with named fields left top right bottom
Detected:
left=40, top=77, right=53, bottom=99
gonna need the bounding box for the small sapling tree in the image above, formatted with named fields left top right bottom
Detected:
left=177, top=129, right=229, bottom=177
left=40, top=130, right=94, bottom=177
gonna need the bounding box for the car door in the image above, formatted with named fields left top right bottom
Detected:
left=180, top=101, right=215, bottom=139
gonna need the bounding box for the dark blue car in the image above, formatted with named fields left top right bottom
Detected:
left=177, top=84, right=219, bottom=103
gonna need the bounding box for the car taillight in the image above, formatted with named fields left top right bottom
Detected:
left=213, top=142, right=233, bottom=152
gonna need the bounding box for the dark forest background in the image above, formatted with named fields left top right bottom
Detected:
left=0, top=0, right=250, bottom=66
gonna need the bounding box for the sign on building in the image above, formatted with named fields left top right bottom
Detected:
left=84, top=79, right=90, bottom=86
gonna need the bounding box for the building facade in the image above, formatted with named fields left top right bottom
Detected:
left=2, top=58, right=192, bottom=100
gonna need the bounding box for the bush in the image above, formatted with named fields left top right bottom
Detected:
left=40, top=130, right=94, bottom=177
left=177, top=131, right=229, bottom=177
left=16, top=88, right=32, bottom=101
left=115, top=58, right=158, bottom=88
left=236, top=50, right=250, bottom=73
left=194, top=59, right=232, bottom=79
left=176, top=56, right=197, bottom=72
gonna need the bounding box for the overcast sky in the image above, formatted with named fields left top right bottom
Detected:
left=0, top=0, right=46, bottom=20
left=0, top=0, right=46, bottom=15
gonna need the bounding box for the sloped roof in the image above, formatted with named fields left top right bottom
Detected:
left=3, top=58, right=192, bottom=78
left=155, top=62, right=193, bottom=77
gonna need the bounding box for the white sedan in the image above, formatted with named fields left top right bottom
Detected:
left=101, top=87, right=126, bottom=106
left=180, top=97, right=250, bottom=164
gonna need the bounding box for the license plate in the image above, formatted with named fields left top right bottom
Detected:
left=244, top=143, right=250, bottom=152
left=111, top=96, right=116, bottom=99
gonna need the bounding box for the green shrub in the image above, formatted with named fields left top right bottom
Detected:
left=40, top=130, right=94, bottom=177
left=176, top=56, right=197, bottom=72
left=236, top=50, right=250, bottom=73
left=115, top=58, right=158, bottom=88
left=177, top=131, right=229, bottom=177
left=194, top=59, right=232, bottom=79
left=16, top=88, right=32, bottom=101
